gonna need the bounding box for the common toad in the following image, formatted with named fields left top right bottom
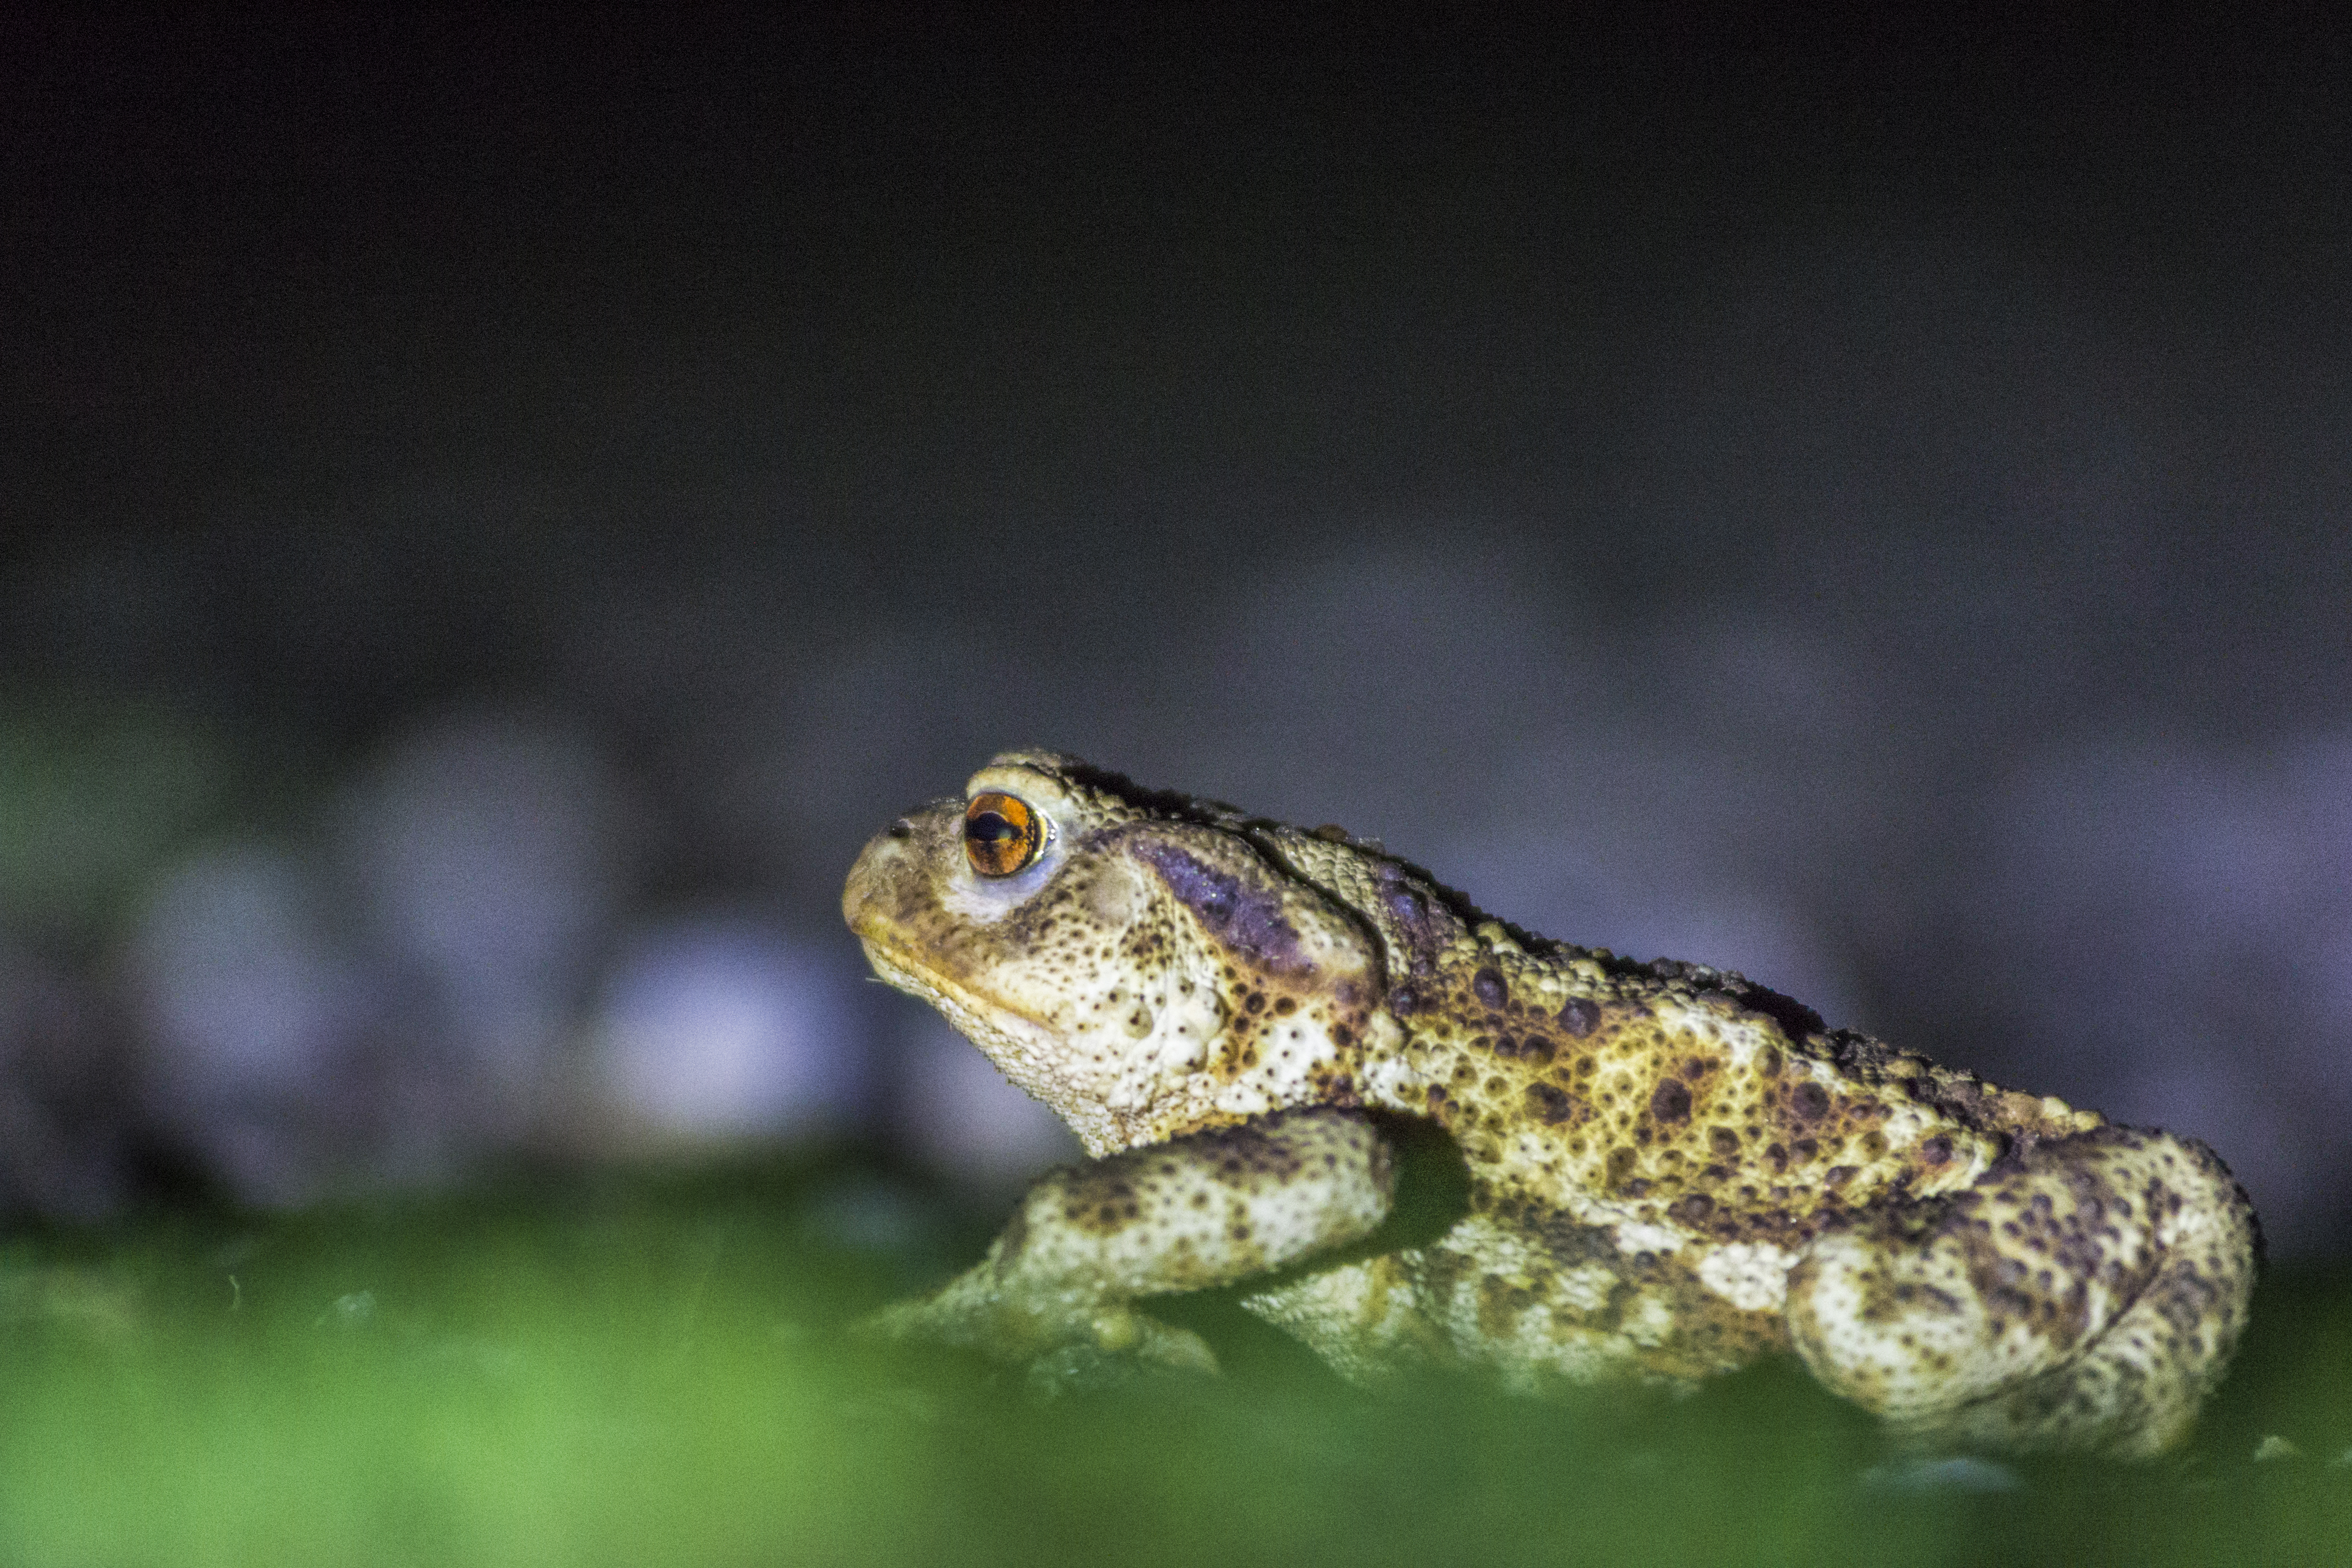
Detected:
left=843, top=752, right=2259, bottom=1457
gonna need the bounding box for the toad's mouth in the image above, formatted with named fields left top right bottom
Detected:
left=854, top=934, right=1060, bottom=1062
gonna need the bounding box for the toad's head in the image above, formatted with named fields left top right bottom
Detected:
left=843, top=752, right=1381, bottom=1154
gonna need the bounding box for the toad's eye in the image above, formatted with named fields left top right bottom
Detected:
left=963, top=792, right=1046, bottom=877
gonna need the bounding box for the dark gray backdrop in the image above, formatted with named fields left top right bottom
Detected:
left=4, top=11, right=2347, bottom=1254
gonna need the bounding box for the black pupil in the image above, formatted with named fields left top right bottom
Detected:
left=968, top=811, right=1017, bottom=845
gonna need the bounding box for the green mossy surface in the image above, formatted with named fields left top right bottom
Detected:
left=0, top=1152, right=2344, bottom=1568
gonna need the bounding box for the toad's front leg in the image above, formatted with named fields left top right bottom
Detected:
left=862, top=1106, right=1396, bottom=1377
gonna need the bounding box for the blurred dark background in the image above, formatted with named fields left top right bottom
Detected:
left=3, top=8, right=2347, bottom=1254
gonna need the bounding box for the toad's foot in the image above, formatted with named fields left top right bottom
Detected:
left=856, top=1279, right=1220, bottom=1380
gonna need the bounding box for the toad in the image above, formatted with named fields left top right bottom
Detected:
left=843, top=752, right=2259, bottom=1457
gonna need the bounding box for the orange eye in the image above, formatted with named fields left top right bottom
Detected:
left=963, top=792, right=1046, bottom=877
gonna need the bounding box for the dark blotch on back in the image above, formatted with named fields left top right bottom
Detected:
left=1376, top=863, right=1463, bottom=966
left=1650, top=1079, right=1692, bottom=1124
left=1473, top=968, right=1508, bottom=1009
left=1492, top=1031, right=1555, bottom=1065
left=1667, top=1193, right=1713, bottom=1224
left=1134, top=841, right=1305, bottom=973
left=1558, top=998, right=1600, bottom=1037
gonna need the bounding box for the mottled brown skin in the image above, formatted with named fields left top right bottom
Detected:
left=845, top=752, right=2260, bottom=1457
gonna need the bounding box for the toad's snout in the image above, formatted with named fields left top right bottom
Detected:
left=840, top=806, right=944, bottom=950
